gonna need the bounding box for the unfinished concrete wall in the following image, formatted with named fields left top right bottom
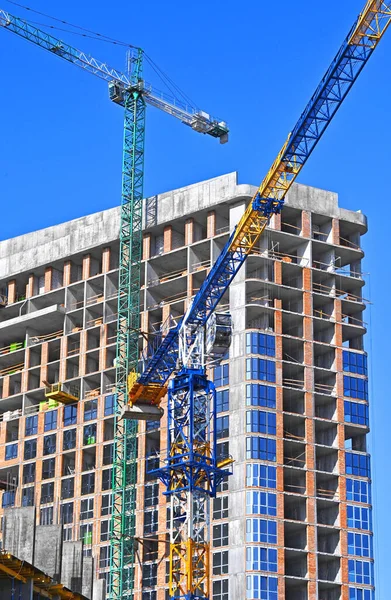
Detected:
left=61, top=541, right=83, bottom=594
left=34, top=524, right=62, bottom=581
left=3, top=507, right=35, bottom=564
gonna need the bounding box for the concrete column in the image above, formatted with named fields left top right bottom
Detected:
left=101, top=247, right=111, bottom=273
left=82, top=254, right=91, bottom=280
left=63, top=260, right=72, bottom=286
left=8, top=279, right=16, bottom=304
left=2, top=375, right=10, bottom=398
left=44, top=267, right=53, bottom=293
left=163, top=225, right=172, bottom=253
left=302, top=210, right=311, bottom=238
left=92, top=578, right=107, bottom=600
left=26, top=275, right=35, bottom=298
left=143, top=233, right=151, bottom=260
left=82, top=556, right=93, bottom=599
left=185, top=218, right=194, bottom=245
left=59, top=336, right=68, bottom=382
left=79, top=330, right=88, bottom=377
left=61, top=541, right=83, bottom=593
left=207, top=210, right=216, bottom=238
left=332, top=217, right=340, bottom=245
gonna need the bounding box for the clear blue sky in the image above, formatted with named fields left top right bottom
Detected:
left=0, top=0, right=389, bottom=592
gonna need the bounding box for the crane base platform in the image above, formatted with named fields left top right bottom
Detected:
left=120, top=403, right=164, bottom=421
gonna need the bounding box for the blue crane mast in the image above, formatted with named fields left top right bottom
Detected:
left=126, top=2, right=391, bottom=599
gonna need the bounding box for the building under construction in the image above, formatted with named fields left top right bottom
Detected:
left=0, top=172, right=373, bottom=600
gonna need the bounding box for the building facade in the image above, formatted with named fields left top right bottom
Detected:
left=0, top=172, right=373, bottom=600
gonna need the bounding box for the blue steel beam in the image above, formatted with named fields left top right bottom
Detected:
left=136, top=0, right=391, bottom=394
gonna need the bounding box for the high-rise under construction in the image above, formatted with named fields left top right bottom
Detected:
left=0, top=172, right=373, bottom=600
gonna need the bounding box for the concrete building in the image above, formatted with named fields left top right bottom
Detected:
left=0, top=172, right=373, bottom=600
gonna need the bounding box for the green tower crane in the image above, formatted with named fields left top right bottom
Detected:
left=0, top=9, right=229, bottom=599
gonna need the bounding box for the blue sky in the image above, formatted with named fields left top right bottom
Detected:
left=0, top=0, right=389, bottom=592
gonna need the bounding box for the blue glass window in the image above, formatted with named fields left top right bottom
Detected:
left=25, top=415, right=38, bottom=436
left=213, top=364, right=229, bottom=387
left=246, top=547, right=277, bottom=572
left=343, top=351, right=368, bottom=376
left=5, top=443, right=17, bottom=460
left=24, top=439, right=37, bottom=460
left=246, top=411, right=276, bottom=435
left=246, top=575, right=278, bottom=600
left=246, top=437, right=276, bottom=461
left=44, top=409, right=57, bottom=432
left=348, top=560, right=374, bottom=585
left=64, top=405, right=77, bottom=427
left=246, top=332, right=275, bottom=357
left=348, top=533, right=372, bottom=557
left=346, top=453, right=371, bottom=477
left=246, top=384, right=276, bottom=408
left=84, top=399, right=97, bottom=421
left=246, top=518, right=277, bottom=544
left=344, top=376, right=368, bottom=400
left=344, top=401, right=369, bottom=426
left=104, top=394, right=116, bottom=416
left=246, top=491, right=277, bottom=516
left=216, top=390, right=229, bottom=413
left=347, top=506, right=372, bottom=531
left=349, top=588, right=374, bottom=600
left=246, top=359, right=275, bottom=383
left=246, top=464, right=277, bottom=489
left=216, top=416, right=229, bottom=439
left=346, top=479, right=371, bottom=504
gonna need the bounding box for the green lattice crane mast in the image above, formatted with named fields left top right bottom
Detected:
left=0, top=9, right=229, bottom=600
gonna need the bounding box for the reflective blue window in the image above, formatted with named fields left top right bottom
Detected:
left=246, top=411, right=276, bottom=435
left=44, top=409, right=57, bottom=432
left=346, top=479, right=371, bottom=504
left=5, top=443, right=17, bottom=460
left=246, top=575, right=278, bottom=600
left=246, top=359, right=275, bottom=383
left=347, top=506, right=372, bottom=531
left=348, top=560, right=374, bottom=585
left=343, top=351, right=368, bottom=376
left=104, top=394, right=116, bottom=416
left=246, top=547, right=277, bottom=572
left=346, top=453, right=371, bottom=477
left=246, top=464, right=277, bottom=489
left=213, top=364, right=229, bottom=387
left=246, top=491, right=277, bottom=516
left=344, top=401, right=369, bottom=426
left=344, top=376, right=368, bottom=400
left=246, top=437, right=276, bottom=461
left=246, top=518, right=277, bottom=544
left=216, top=416, right=229, bottom=439
left=216, top=390, right=229, bottom=413
left=348, top=533, right=373, bottom=557
left=64, top=405, right=77, bottom=427
left=25, top=415, right=38, bottom=436
left=246, top=384, right=276, bottom=408
left=349, top=588, right=374, bottom=600
left=246, top=332, right=275, bottom=357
